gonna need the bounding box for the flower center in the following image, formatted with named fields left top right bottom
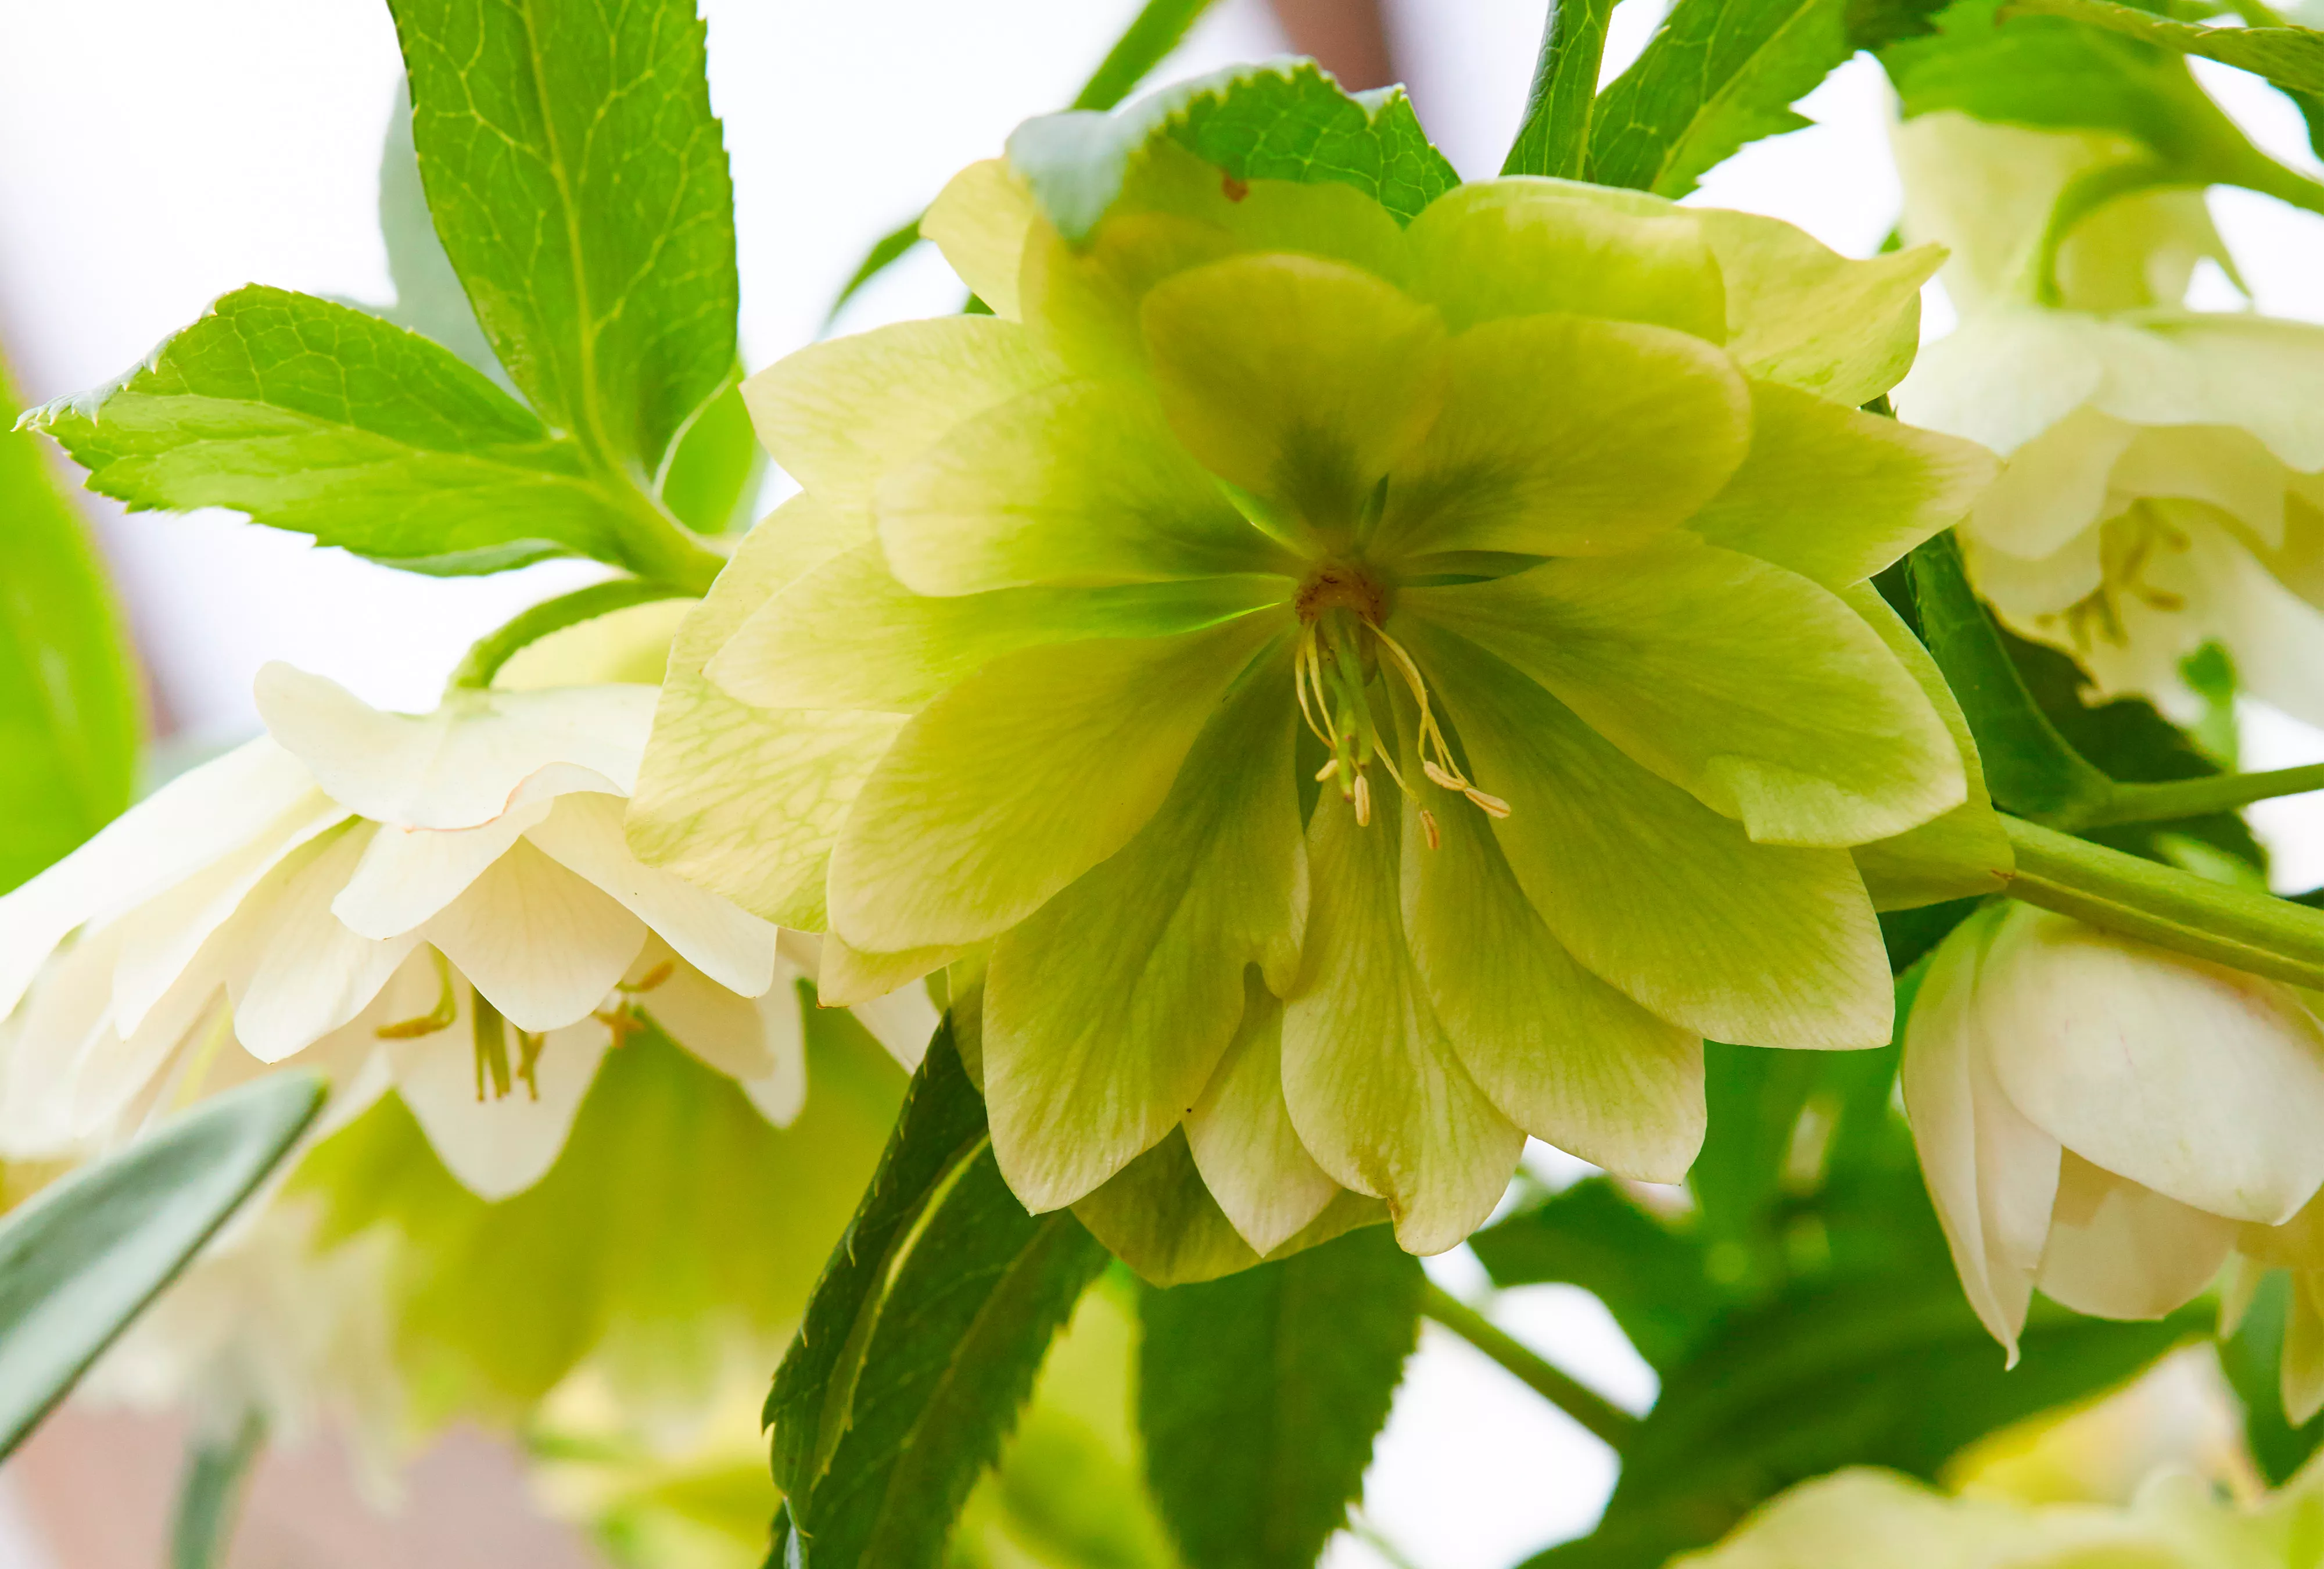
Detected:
left=1293, top=564, right=1509, bottom=845
left=2054, top=500, right=2191, bottom=649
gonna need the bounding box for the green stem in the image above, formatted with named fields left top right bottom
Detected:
left=2058, top=762, right=2324, bottom=830
left=605, top=482, right=729, bottom=596
left=2002, top=816, right=2324, bottom=988
left=170, top=1410, right=266, bottom=1569
left=446, top=578, right=694, bottom=694
left=1420, top=1282, right=1638, bottom=1452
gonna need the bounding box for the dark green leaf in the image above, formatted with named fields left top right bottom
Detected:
left=1846, top=0, right=1953, bottom=52
left=2222, top=1270, right=2324, bottom=1486
left=26, top=287, right=658, bottom=578
left=768, top=1019, right=1111, bottom=1569
left=387, top=0, right=739, bottom=477
left=0, top=353, right=139, bottom=893
left=2002, top=0, right=2324, bottom=94
left=1010, top=61, right=1458, bottom=243
left=1586, top=0, right=1857, bottom=196
left=1139, top=1227, right=1421, bottom=1569
left=1502, top=0, right=1619, bottom=178
left=0, top=1073, right=324, bottom=1459
left=1878, top=897, right=1983, bottom=973
left=1470, top=1180, right=1716, bottom=1373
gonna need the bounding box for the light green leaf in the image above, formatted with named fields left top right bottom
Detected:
left=1587, top=0, right=1856, bottom=197
left=0, top=1073, right=324, bottom=1459
left=386, top=0, right=738, bottom=477
left=2004, top=0, right=2324, bottom=94
left=372, top=78, right=507, bottom=389
left=0, top=356, right=138, bottom=893
left=26, top=287, right=684, bottom=579
left=1137, top=1227, right=1422, bottom=1569
left=1502, top=0, right=1622, bottom=178
left=1009, top=60, right=1459, bottom=245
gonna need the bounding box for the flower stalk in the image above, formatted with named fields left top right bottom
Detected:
left=446, top=578, right=695, bottom=694
left=1419, top=1282, right=1638, bottom=1452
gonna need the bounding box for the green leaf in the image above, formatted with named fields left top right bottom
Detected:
left=386, top=0, right=739, bottom=478
left=826, top=216, right=927, bottom=325
left=659, top=380, right=761, bottom=535
left=1137, top=1227, right=1421, bottom=1569
left=1503, top=0, right=1621, bottom=178
left=2221, top=1270, right=2324, bottom=1486
left=768, top=1016, right=1112, bottom=1569
left=0, top=354, right=138, bottom=893
left=1009, top=61, right=1459, bottom=243
left=25, top=286, right=686, bottom=579
left=371, top=78, right=508, bottom=389
left=2002, top=0, right=2324, bottom=95
left=0, top=1073, right=324, bottom=1459
left=168, top=1412, right=265, bottom=1569
left=1585, top=0, right=1858, bottom=197
left=1470, top=1179, right=1717, bottom=1373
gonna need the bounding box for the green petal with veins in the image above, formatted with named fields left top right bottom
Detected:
left=827, top=614, right=1282, bottom=952
left=1411, top=539, right=1963, bottom=848
left=1694, top=208, right=1940, bottom=406
left=1401, top=619, right=1892, bottom=1049
left=1185, top=975, right=1342, bottom=1255
left=982, top=639, right=1304, bottom=1212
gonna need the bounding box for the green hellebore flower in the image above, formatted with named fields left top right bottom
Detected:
left=630, top=144, right=2003, bottom=1255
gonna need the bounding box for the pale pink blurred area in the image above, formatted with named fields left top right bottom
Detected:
left=6, top=1409, right=602, bottom=1569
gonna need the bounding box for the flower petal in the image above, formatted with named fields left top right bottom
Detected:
left=632, top=945, right=778, bottom=1083
left=392, top=1015, right=610, bottom=1201
left=2289, top=1273, right=2324, bottom=1425
left=1685, top=380, right=1997, bottom=589
left=421, top=840, right=645, bottom=1033
left=1373, top=315, right=1749, bottom=562
left=1896, top=310, right=2113, bottom=458
left=1401, top=178, right=1726, bottom=339
left=1413, top=540, right=1964, bottom=848
left=844, top=983, right=942, bottom=1074
left=1979, top=908, right=2324, bottom=1226
left=1139, top=253, right=1448, bottom=532
left=1281, top=791, right=1524, bottom=1255
left=828, top=616, right=1282, bottom=952
left=710, top=542, right=1292, bottom=712
left=332, top=801, right=553, bottom=939
left=256, top=663, right=655, bottom=831
left=228, top=825, right=421, bottom=1063
left=1404, top=769, right=1704, bottom=1183
left=1960, top=406, right=2139, bottom=564
left=924, top=157, right=1037, bottom=319
left=984, top=643, right=1306, bottom=1210
left=1184, top=976, right=1340, bottom=1256
left=522, top=791, right=777, bottom=999
left=878, top=379, right=1294, bottom=597
left=817, top=934, right=956, bottom=1012
left=2037, top=1151, right=2235, bottom=1321
left=1693, top=207, right=1939, bottom=406
left=1404, top=620, right=1892, bottom=1049
left=743, top=316, right=1064, bottom=522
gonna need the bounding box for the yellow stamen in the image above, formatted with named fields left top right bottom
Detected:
left=376, top=948, right=458, bottom=1040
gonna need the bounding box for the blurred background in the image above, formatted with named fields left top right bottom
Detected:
left=3, top=0, right=2323, bottom=1564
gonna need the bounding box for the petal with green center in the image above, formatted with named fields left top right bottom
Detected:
left=1401, top=179, right=1726, bottom=340
left=1692, top=209, right=1939, bottom=406
left=1685, top=381, right=1997, bottom=589
left=1412, top=540, right=1963, bottom=847
left=828, top=615, right=1282, bottom=952
left=1139, top=254, right=1447, bottom=536
left=984, top=643, right=1304, bottom=1212
left=1403, top=762, right=1703, bottom=1183
left=1401, top=619, right=1892, bottom=1049
left=1185, top=975, right=1340, bottom=1256
left=877, top=379, right=1292, bottom=596
left=1372, top=315, right=1749, bottom=562
left=710, top=543, right=1292, bottom=713
left=1842, top=584, right=2013, bottom=912
left=924, top=158, right=1038, bottom=320
left=742, top=316, right=1064, bottom=524
left=1280, top=791, right=1523, bottom=1255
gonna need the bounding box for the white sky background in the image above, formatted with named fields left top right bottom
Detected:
left=6, top=3, right=2324, bottom=1566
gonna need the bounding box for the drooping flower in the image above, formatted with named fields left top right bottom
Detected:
left=0, top=661, right=933, bottom=1198
left=1903, top=902, right=2324, bottom=1362
left=1892, top=110, right=2324, bottom=727
left=631, top=139, right=2001, bottom=1255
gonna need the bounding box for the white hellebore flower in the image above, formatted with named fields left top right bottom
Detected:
left=1892, top=110, right=2324, bottom=726
left=1903, top=902, right=2324, bottom=1361
left=0, top=662, right=935, bottom=1198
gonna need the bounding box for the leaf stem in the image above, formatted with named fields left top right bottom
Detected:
left=170, top=1409, right=266, bottom=1569
left=446, top=579, right=695, bottom=694
left=1420, top=1282, right=1638, bottom=1451
left=2054, top=763, right=2324, bottom=830
left=2002, top=816, right=2324, bottom=988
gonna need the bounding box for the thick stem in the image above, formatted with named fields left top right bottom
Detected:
left=1421, top=1282, right=1638, bottom=1452
left=2058, top=762, right=2324, bottom=830
left=170, top=1410, right=266, bottom=1569
left=2002, top=817, right=2324, bottom=988
left=446, top=578, right=694, bottom=694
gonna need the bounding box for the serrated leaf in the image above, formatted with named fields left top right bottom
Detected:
left=1138, top=1227, right=1421, bottom=1569
left=0, top=1073, right=324, bottom=1459
left=0, top=354, right=138, bottom=893
left=1009, top=60, right=1458, bottom=243
left=26, top=286, right=652, bottom=577
left=2003, top=0, right=2324, bottom=93
left=1471, top=1180, right=1717, bottom=1373
left=387, top=0, right=738, bottom=477
left=1586, top=0, right=1857, bottom=196
left=768, top=1018, right=1112, bottom=1569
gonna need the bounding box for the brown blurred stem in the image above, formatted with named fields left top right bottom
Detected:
left=1266, top=0, right=1397, bottom=88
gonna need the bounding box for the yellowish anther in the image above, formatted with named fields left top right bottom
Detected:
left=1315, top=758, right=1340, bottom=783
left=377, top=948, right=459, bottom=1040
left=618, top=960, right=676, bottom=994
left=1421, top=808, right=1441, bottom=850
left=1466, top=788, right=1512, bottom=819
left=1354, top=773, right=1373, bottom=826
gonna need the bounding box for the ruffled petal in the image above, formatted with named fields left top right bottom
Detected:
left=1958, top=405, right=2133, bottom=565
left=1692, top=207, right=1939, bottom=406
left=392, top=1012, right=610, bottom=1201
left=227, top=825, right=420, bottom=1063
left=923, top=157, right=1037, bottom=319
left=421, top=840, right=645, bottom=1033
left=332, top=800, right=553, bottom=938
left=1184, top=976, right=1340, bottom=1255
left=629, top=942, right=776, bottom=1083
left=2037, top=1151, right=2236, bottom=1320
